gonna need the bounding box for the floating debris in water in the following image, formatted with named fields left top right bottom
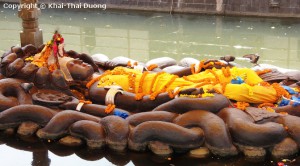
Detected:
left=234, top=45, right=252, bottom=49
left=271, top=26, right=276, bottom=29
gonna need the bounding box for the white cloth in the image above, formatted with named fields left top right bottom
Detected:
left=58, top=56, right=74, bottom=81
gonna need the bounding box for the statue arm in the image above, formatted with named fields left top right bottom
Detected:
left=165, top=67, right=192, bottom=77
left=88, top=83, right=173, bottom=112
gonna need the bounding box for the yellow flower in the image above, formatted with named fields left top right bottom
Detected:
left=25, top=56, right=34, bottom=61
left=202, top=92, right=214, bottom=98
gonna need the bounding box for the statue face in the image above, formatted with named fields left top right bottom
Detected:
left=66, top=59, right=94, bottom=81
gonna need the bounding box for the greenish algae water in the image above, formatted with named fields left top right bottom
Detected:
left=1, top=7, right=300, bottom=69
left=1, top=5, right=300, bottom=166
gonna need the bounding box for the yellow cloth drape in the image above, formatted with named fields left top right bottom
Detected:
left=96, top=67, right=280, bottom=103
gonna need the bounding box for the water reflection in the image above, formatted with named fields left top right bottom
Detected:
left=0, top=7, right=300, bottom=69
left=2, top=134, right=300, bottom=166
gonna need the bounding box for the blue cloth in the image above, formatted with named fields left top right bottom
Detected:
left=231, top=77, right=244, bottom=84
left=282, top=86, right=297, bottom=95
left=278, top=97, right=290, bottom=106
left=291, top=96, right=300, bottom=107
left=292, top=101, right=300, bottom=107
left=113, top=109, right=129, bottom=119
left=292, top=96, right=299, bottom=101
left=278, top=96, right=300, bottom=107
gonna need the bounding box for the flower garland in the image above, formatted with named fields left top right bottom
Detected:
left=207, top=69, right=220, bottom=83
left=167, top=87, right=181, bottom=98
left=137, top=71, right=149, bottom=93
left=256, top=69, right=272, bottom=76
left=79, top=100, right=92, bottom=104
left=191, top=61, right=204, bottom=74
left=150, top=91, right=160, bottom=100
left=259, top=81, right=270, bottom=86
left=48, top=64, right=57, bottom=72
left=167, top=89, right=179, bottom=98
left=236, top=101, right=250, bottom=111
left=147, top=64, right=158, bottom=71
left=221, top=66, right=231, bottom=77
left=266, top=107, right=276, bottom=113
left=150, top=75, right=178, bottom=100
left=271, top=83, right=291, bottom=99
left=149, top=72, right=165, bottom=93
left=135, top=71, right=149, bottom=100
left=183, top=76, right=216, bottom=84
left=214, top=61, right=226, bottom=66
left=128, top=72, right=137, bottom=93
left=258, top=103, right=276, bottom=113
left=190, top=60, right=226, bottom=74
left=105, top=104, right=115, bottom=114
left=220, top=82, right=228, bottom=94
left=135, top=93, right=144, bottom=100
left=191, top=60, right=226, bottom=74
left=86, top=70, right=112, bottom=89
left=161, top=75, right=178, bottom=92
left=127, top=61, right=138, bottom=67
left=258, top=103, right=274, bottom=108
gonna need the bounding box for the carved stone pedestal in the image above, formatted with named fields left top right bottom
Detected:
left=19, top=0, right=43, bottom=47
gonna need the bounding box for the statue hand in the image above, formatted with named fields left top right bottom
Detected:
left=179, top=88, right=203, bottom=96
left=104, top=60, right=127, bottom=69
left=203, top=59, right=219, bottom=65
left=58, top=97, right=79, bottom=110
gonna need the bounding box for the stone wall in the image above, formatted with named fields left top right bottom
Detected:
left=1, top=0, right=300, bottom=18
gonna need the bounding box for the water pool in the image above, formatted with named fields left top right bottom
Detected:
left=1, top=6, right=300, bottom=69
left=1, top=5, right=300, bottom=166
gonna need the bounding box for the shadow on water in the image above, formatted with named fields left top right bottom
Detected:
left=0, top=133, right=299, bottom=166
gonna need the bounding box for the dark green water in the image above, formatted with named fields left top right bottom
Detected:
left=1, top=5, right=300, bottom=69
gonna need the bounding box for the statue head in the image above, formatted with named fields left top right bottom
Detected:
left=66, top=59, right=94, bottom=81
